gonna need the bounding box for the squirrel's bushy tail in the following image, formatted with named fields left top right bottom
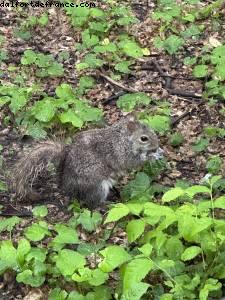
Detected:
left=11, top=141, right=65, bottom=199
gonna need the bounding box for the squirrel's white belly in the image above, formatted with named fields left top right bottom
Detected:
left=101, top=178, right=116, bottom=201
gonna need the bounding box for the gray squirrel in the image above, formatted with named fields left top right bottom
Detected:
left=11, top=115, right=163, bottom=209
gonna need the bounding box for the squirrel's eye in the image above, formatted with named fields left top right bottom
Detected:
left=140, top=136, right=149, bottom=142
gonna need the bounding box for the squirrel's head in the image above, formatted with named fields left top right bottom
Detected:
left=122, top=114, right=163, bottom=161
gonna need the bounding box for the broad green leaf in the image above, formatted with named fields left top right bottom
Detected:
left=185, top=185, right=210, bottom=198
left=117, top=93, right=151, bottom=112
left=118, top=40, right=143, bottom=58
left=181, top=246, right=202, bottom=261
left=26, top=248, right=47, bottom=262
left=52, top=224, right=79, bottom=246
left=122, top=258, right=153, bottom=291
left=9, top=93, right=28, bottom=113
left=0, top=216, right=21, bottom=233
left=82, top=29, right=99, bottom=48
left=99, top=245, right=131, bottom=273
left=199, top=278, right=221, bottom=300
left=16, top=268, right=46, bottom=287
left=126, top=219, right=145, bottom=243
left=144, top=115, right=170, bottom=134
left=55, top=84, right=74, bottom=100
left=0, top=240, right=17, bottom=272
left=25, top=222, right=50, bottom=242
left=166, top=237, right=184, bottom=260
left=192, top=138, right=209, bottom=152
left=122, top=172, right=151, bottom=199
left=56, top=249, right=86, bottom=276
left=126, top=203, right=144, bottom=216
left=163, top=35, right=184, bottom=54
left=214, top=196, right=225, bottom=209
left=193, top=65, right=208, bottom=78
left=21, top=49, right=36, bottom=65
left=162, top=187, right=185, bottom=202
left=121, top=282, right=149, bottom=300
left=32, top=205, right=48, bottom=218
left=17, top=239, right=31, bottom=266
left=77, top=210, right=102, bottom=232
left=59, top=110, right=84, bottom=128
left=32, top=99, right=56, bottom=122
left=211, top=45, right=225, bottom=65
left=104, top=203, right=129, bottom=224
left=49, top=288, right=68, bottom=300
left=38, top=13, right=49, bottom=26
left=138, top=243, right=153, bottom=257
left=115, top=61, right=132, bottom=74
left=72, top=267, right=108, bottom=286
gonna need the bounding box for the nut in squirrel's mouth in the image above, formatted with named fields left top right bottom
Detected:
left=148, top=147, right=164, bottom=160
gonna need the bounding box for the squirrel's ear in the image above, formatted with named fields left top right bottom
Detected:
left=127, top=121, right=137, bottom=132
left=125, top=112, right=137, bottom=122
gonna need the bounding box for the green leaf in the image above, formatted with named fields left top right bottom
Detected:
left=77, top=210, right=102, bottom=232
left=185, top=185, right=211, bottom=198
left=83, top=54, right=104, bottom=69
left=49, top=288, right=68, bottom=300
left=38, top=13, right=49, bottom=26
left=211, top=45, right=225, bottom=65
left=215, top=63, right=225, bottom=81
left=0, top=216, right=21, bottom=233
left=122, top=258, right=153, bottom=291
left=32, top=99, right=56, bottom=122
left=26, top=122, right=47, bottom=139
left=0, top=240, right=17, bottom=272
left=115, top=61, right=132, bottom=74
left=16, top=268, right=45, bottom=287
left=138, top=243, right=153, bottom=257
left=25, top=222, right=50, bottom=242
left=181, top=246, right=202, bottom=261
left=47, top=62, right=64, bottom=77
left=17, top=239, right=31, bottom=266
left=162, top=187, right=185, bottom=202
left=21, top=49, right=36, bottom=65
left=99, top=245, right=131, bottom=272
left=72, top=267, right=108, bottom=286
left=56, top=249, right=86, bottom=276
left=166, top=237, right=184, bottom=260
left=193, top=65, right=208, bottom=78
left=82, top=29, right=99, bottom=48
left=199, top=278, right=221, bottom=300
left=117, top=93, right=151, bottom=112
left=121, top=282, right=149, bottom=300
left=118, top=40, right=143, bottom=58
left=9, top=93, right=28, bottom=114
left=126, top=219, right=145, bottom=243
left=214, top=196, right=225, bottom=209
left=192, top=138, right=209, bottom=152
left=32, top=205, right=48, bottom=218
left=104, top=203, right=129, bottom=224
left=55, top=84, right=74, bottom=100
left=26, top=247, right=47, bottom=262
left=52, top=224, right=79, bottom=246
left=94, top=43, right=117, bottom=53
left=59, top=109, right=84, bottom=128
left=144, top=115, right=170, bottom=134
left=163, top=35, right=184, bottom=54
left=122, top=172, right=151, bottom=200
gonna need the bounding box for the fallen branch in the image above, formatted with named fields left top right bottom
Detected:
left=99, top=73, right=138, bottom=93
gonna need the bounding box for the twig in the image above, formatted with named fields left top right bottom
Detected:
left=167, top=88, right=202, bottom=99
left=99, top=73, right=138, bottom=93
left=102, top=91, right=126, bottom=105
